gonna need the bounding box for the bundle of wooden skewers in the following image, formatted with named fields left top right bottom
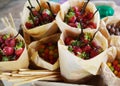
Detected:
left=0, top=69, right=62, bottom=86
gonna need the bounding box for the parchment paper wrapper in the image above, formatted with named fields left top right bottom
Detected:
left=0, top=27, right=29, bottom=71
left=28, top=33, right=60, bottom=71
left=56, top=0, right=100, bottom=33
left=101, top=47, right=120, bottom=86
left=21, top=0, right=60, bottom=39
left=99, top=16, right=120, bottom=47
left=58, top=29, right=108, bottom=81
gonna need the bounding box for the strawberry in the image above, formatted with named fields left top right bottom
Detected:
left=91, top=41, right=98, bottom=48
left=85, top=12, right=93, bottom=20
left=42, top=9, right=52, bottom=19
left=25, top=22, right=33, bottom=29
left=15, top=48, right=24, bottom=57
left=87, top=22, right=97, bottom=29
left=75, top=11, right=80, bottom=17
left=71, top=6, right=79, bottom=13
left=90, top=48, right=99, bottom=58
left=65, top=37, right=73, bottom=45
left=34, top=17, right=40, bottom=26
left=82, top=44, right=92, bottom=52
left=73, top=46, right=82, bottom=55
left=68, top=16, right=76, bottom=23
left=0, top=36, right=4, bottom=44
left=9, top=39, right=16, bottom=47
left=32, top=10, right=39, bottom=16
left=5, top=38, right=16, bottom=47
left=3, top=46, right=14, bottom=56
left=68, top=23, right=77, bottom=27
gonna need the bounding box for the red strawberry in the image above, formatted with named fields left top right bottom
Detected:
left=34, top=18, right=40, bottom=26
left=88, top=22, right=97, bottom=29
left=42, top=9, right=51, bottom=19
left=32, top=10, right=39, bottom=16
left=75, top=11, right=80, bottom=17
left=5, top=38, right=16, bottom=47
left=65, top=37, right=73, bottom=45
left=68, top=16, right=76, bottom=23
left=85, top=12, right=93, bottom=20
left=82, top=44, right=92, bottom=52
left=73, top=46, right=82, bottom=55
left=91, top=41, right=98, bottom=47
left=68, top=23, right=77, bottom=27
left=83, top=39, right=89, bottom=45
left=0, top=36, right=4, bottom=44
left=3, top=46, right=14, bottom=56
left=25, top=22, right=33, bottom=29
left=71, top=6, right=79, bottom=12
left=9, top=39, right=16, bottom=47
left=15, top=48, right=24, bottom=56
left=90, top=48, right=99, bottom=58
left=113, top=60, right=119, bottom=66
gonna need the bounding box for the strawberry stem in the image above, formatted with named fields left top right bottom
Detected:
left=27, top=6, right=35, bottom=17
left=90, top=28, right=100, bottom=42
left=91, top=9, right=99, bottom=19
left=13, top=33, right=19, bottom=39
left=36, top=0, right=43, bottom=14
left=27, top=6, right=35, bottom=25
left=28, top=0, right=34, bottom=8
left=47, top=2, right=55, bottom=18
left=80, top=0, right=90, bottom=14
left=78, top=20, right=84, bottom=39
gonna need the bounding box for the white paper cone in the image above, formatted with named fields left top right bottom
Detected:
left=21, top=0, right=60, bottom=39
left=0, top=27, right=29, bottom=71
left=100, top=16, right=120, bottom=47
left=56, top=0, right=100, bottom=33
left=58, top=29, right=108, bottom=81
left=58, top=41, right=91, bottom=80
left=28, top=33, right=60, bottom=71
left=101, top=47, right=120, bottom=86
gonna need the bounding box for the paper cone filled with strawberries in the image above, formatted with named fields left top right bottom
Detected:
left=28, top=33, right=60, bottom=71
left=21, top=0, right=60, bottom=40
left=56, top=0, right=100, bottom=33
left=58, top=27, right=108, bottom=81
left=101, top=47, right=120, bottom=86
left=99, top=16, right=120, bottom=47
left=0, top=26, right=29, bottom=71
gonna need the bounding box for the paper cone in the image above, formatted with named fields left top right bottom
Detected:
left=99, top=16, right=120, bottom=47
left=101, top=47, right=120, bottom=86
left=28, top=33, right=60, bottom=71
left=0, top=27, right=29, bottom=71
left=56, top=0, right=100, bottom=33
left=58, top=29, right=108, bottom=81
left=21, top=0, right=60, bottom=39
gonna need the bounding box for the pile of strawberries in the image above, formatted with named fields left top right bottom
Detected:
left=25, top=0, right=56, bottom=29
left=38, top=42, right=58, bottom=64
left=64, top=32, right=103, bottom=60
left=107, top=59, right=120, bottom=78
left=0, top=34, right=24, bottom=61
left=64, top=6, right=97, bottom=29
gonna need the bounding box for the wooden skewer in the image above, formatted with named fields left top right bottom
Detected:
left=19, top=69, right=50, bottom=72
left=1, top=18, right=8, bottom=27
left=13, top=75, right=60, bottom=86
left=18, top=71, right=59, bottom=75
left=8, top=74, right=59, bottom=83
left=1, top=72, right=12, bottom=76
left=1, top=13, right=16, bottom=29
left=19, top=69, right=30, bottom=71
left=8, top=13, right=16, bottom=29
